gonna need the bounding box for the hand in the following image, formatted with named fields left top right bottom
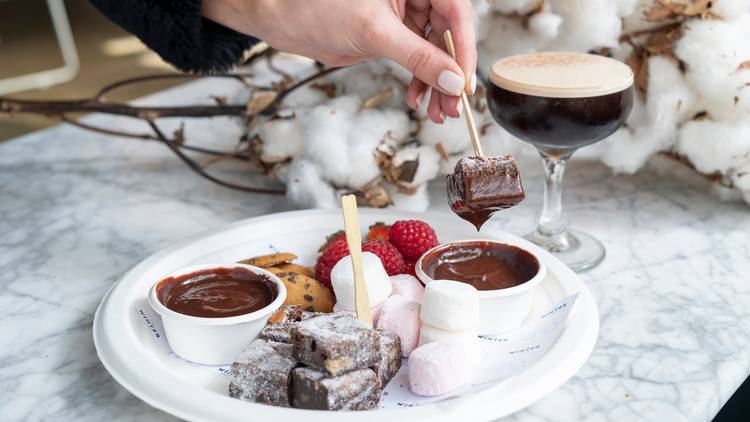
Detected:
left=202, top=0, right=477, bottom=123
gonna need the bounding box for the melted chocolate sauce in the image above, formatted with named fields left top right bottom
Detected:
left=446, top=156, right=524, bottom=231
left=157, top=267, right=277, bottom=318
left=421, top=241, right=539, bottom=290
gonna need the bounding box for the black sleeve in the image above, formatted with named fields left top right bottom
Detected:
left=90, top=0, right=259, bottom=73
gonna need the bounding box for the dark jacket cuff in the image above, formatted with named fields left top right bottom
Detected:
left=90, top=0, right=259, bottom=73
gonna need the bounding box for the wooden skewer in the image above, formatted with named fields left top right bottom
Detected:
left=443, top=30, right=484, bottom=158
left=340, top=194, right=373, bottom=326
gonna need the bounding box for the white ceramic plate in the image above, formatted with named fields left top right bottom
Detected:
left=93, top=209, right=599, bottom=422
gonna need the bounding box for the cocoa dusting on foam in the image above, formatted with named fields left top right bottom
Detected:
left=494, top=52, right=597, bottom=70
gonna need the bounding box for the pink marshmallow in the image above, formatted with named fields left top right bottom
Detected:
left=408, top=340, right=479, bottom=397
left=376, top=295, right=421, bottom=357
left=332, top=302, right=383, bottom=326
left=389, top=274, right=425, bottom=304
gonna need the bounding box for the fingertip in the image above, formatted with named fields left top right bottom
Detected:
left=406, top=78, right=428, bottom=110
left=440, top=94, right=461, bottom=118
left=427, top=90, right=444, bottom=123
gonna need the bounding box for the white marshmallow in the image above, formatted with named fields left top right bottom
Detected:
left=418, top=322, right=477, bottom=347
left=376, top=295, right=421, bottom=357
left=420, top=280, right=479, bottom=331
left=408, top=340, right=479, bottom=396
left=332, top=302, right=383, bottom=326
left=389, top=274, right=425, bottom=304
left=331, top=252, right=392, bottom=311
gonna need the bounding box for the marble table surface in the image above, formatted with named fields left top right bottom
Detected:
left=2, top=76, right=750, bottom=422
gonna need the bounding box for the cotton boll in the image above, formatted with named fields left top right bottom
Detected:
left=528, top=11, right=563, bottom=41
left=621, top=1, right=669, bottom=33
left=491, top=0, right=542, bottom=14
left=731, top=161, right=750, bottom=191
left=439, top=152, right=464, bottom=175
left=676, top=120, right=750, bottom=175
left=335, top=63, right=408, bottom=109
left=393, top=145, right=442, bottom=188
left=365, top=59, right=412, bottom=86
left=598, top=128, right=648, bottom=173
left=675, top=15, right=750, bottom=121
left=710, top=0, right=750, bottom=20
left=545, top=0, right=621, bottom=51
left=599, top=56, right=694, bottom=173
left=419, top=117, right=471, bottom=154
left=345, top=108, right=410, bottom=189
left=364, top=108, right=412, bottom=142
left=479, top=124, right=522, bottom=158
left=286, top=159, right=339, bottom=209
left=303, top=96, right=359, bottom=186
left=614, top=0, right=639, bottom=16
left=386, top=184, right=430, bottom=212
left=259, top=115, right=307, bottom=158
left=479, top=16, right=537, bottom=66
left=474, top=0, right=494, bottom=41
left=646, top=56, right=696, bottom=123
left=711, top=183, right=745, bottom=203
left=282, top=85, right=331, bottom=108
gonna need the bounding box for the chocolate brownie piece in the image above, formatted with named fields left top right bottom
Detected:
left=229, top=339, right=298, bottom=407
left=291, top=367, right=380, bottom=410
left=300, top=310, right=325, bottom=320
left=372, top=330, right=402, bottom=388
left=290, top=313, right=379, bottom=375
left=268, top=305, right=303, bottom=325
left=258, top=323, right=295, bottom=343
left=258, top=305, right=303, bottom=343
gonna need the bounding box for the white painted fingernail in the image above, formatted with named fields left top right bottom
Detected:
left=456, top=100, right=463, bottom=116
left=438, top=70, right=465, bottom=96
left=470, top=73, right=477, bottom=95
left=439, top=111, right=446, bottom=122
left=415, top=92, right=425, bottom=109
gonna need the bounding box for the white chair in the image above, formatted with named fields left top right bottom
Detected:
left=0, top=0, right=79, bottom=95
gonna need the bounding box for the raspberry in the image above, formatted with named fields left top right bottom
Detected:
left=314, top=238, right=349, bottom=290
left=366, top=222, right=391, bottom=242
left=388, top=220, right=439, bottom=261
left=362, top=240, right=404, bottom=276
left=402, top=258, right=418, bottom=277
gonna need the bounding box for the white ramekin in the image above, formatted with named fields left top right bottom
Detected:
left=148, top=263, right=286, bottom=365
left=415, top=240, right=546, bottom=335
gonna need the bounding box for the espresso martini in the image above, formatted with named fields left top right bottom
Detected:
left=486, top=52, right=634, bottom=271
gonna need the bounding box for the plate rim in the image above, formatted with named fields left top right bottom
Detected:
left=93, top=209, right=599, bottom=422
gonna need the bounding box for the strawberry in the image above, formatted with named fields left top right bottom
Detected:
left=366, top=222, right=391, bottom=242
left=314, top=238, right=349, bottom=290
left=318, top=230, right=346, bottom=252
left=362, top=240, right=404, bottom=276
left=388, top=220, right=439, bottom=261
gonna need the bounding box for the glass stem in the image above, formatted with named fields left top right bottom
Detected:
left=536, top=151, right=573, bottom=248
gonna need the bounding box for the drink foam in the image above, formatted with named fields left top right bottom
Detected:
left=490, top=52, right=633, bottom=98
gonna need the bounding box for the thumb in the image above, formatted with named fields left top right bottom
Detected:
left=372, top=21, right=465, bottom=96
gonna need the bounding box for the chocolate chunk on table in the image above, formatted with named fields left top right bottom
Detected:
left=372, top=330, right=402, bottom=388
left=290, top=313, right=379, bottom=375
left=291, top=367, right=380, bottom=410
left=229, top=339, right=298, bottom=407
